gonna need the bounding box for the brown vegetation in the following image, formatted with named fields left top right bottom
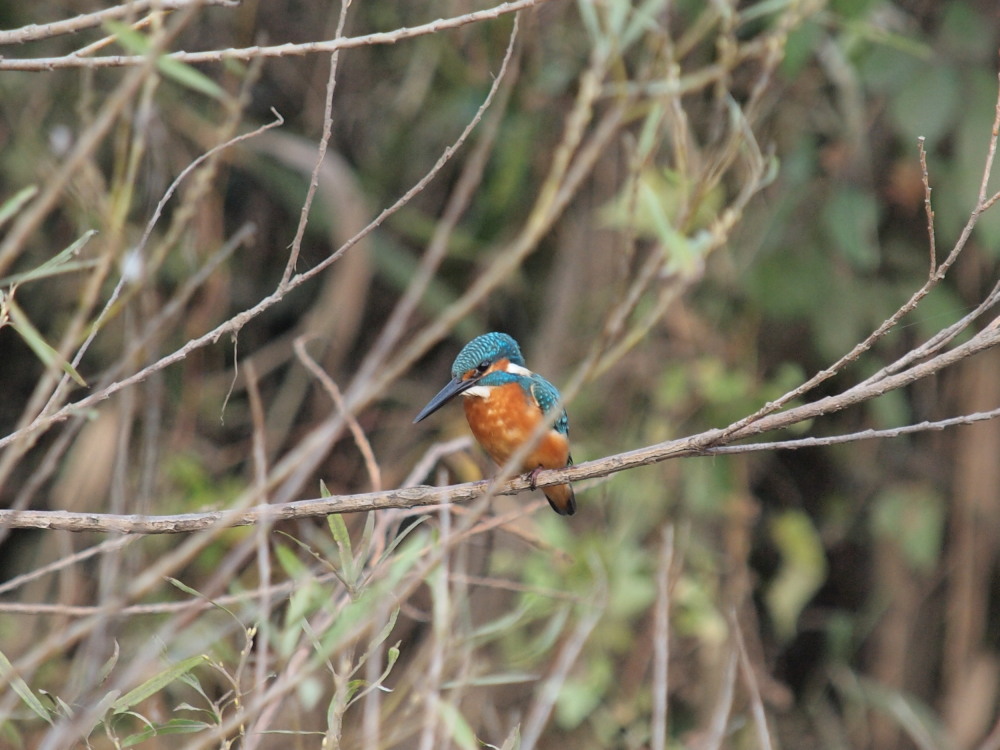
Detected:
left=1, top=1, right=1000, bottom=748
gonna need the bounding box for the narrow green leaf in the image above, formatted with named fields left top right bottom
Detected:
left=346, top=611, right=401, bottom=701
left=871, top=486, right=944, bottom=573
left=275, top=542, right=308, bottom=579
left=636, top=103, right=665, bottom=161
left=111, top=655, right=206, bottom=714
left=0, top=259, right=98, bottom=289
left=738, top=0, right=794, bottom=23
left=114, top=708, right=155, bottom=733
left=165, top=577, right=239, bottom=622
left=359, top=511, right=376, bottom=562
left=576, top=0, right=602, bottom=44
left=122, top=718, right=210, bottom=747
left=606, top=0, right=630, bottom=40
left=377, top=516, right=428, bottom=562
left=157, top=56, right=226, bottom=100
left=346, top=639, right=402, bottom=709
left=499, top=724, right=521, bottom=750
left=469, top=603, right=532, bottom=643
left=0, top=230, right=98, bottom=287
left=766, top=510, right=828, bottom=641
left=0, top=185, right=37, bottom=229
left=0, top=649, right=53, bottom=724
left=437, top=701, right=478, bottom=750
left=832, top=669, right=947, bottom=750
left=104, top=20, right=225, bottom=100
left=443, top=672, right=538, bottom=689
left=328, top=513, right=355, bottom=583
left=5, top=296, right=87, bottom=387
left=165, top=576, right=203, bottom=599
left=370, top=608, right=399, bottom=652
left=344, top=679, right=366, bottom=704
left=98, top=640, right=120, bottom=686
left=621, top=0, right=666, bottom=49
left=85, top=689, right=123, bottom=736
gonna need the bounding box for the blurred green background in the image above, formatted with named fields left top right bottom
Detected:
left=1, top=1, right=1000, bottom=748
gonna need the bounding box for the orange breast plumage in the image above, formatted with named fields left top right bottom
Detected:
left=462, top=382, right=570, bottom=474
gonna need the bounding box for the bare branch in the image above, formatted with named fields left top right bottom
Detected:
left=0, top=35, right=512, bottom=453
left=6, top=319, right=1000, bottom=535
left=919, top=136, right=936, bottom=273
left=0, top=0, right=238, bottom=46
left=281, top=1, right=352, bottom=284
left=0, top=0, right=551, bottom=71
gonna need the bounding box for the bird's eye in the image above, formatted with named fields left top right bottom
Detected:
left=476, top=360, right=490, bottom=372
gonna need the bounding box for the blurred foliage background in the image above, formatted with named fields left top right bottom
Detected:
left=1, top=0, right=1000, bottom=748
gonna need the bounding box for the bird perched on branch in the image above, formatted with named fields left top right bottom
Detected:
left=413, top=332, right=577, bottom=515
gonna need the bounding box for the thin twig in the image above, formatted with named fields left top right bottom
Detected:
left=0, top=0, right=551, bottom=71
left=919, top=137, right=936, bottom=273
left=294, top=336, right=382, bottom=492
left=519, top=566, right=606, bottom=750
left=714, top=76, right=1000, bottom=442
left=5, top=322, right=1000, bottom=534
left=281, top=1, right=352, bottom=284
left=351, top=16, right=520, bottom=388
left=0, top=36, right=510, bottom=453
left=733, top=609, right=774, bottom=750
left=0, top=6, right=199, bottom=277
left=651, top=526, right=675, bottom=750
left=700, top=642, right=739, bottom=750
left=244, top=360, right=272, bottom=750
left=0, top=0, right=238, bottom=46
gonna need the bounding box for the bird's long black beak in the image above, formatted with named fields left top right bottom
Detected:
left=413, top=375, right=477, bottom=423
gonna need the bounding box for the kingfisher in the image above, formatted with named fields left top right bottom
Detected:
left=413, top=332, right=577, bottom=515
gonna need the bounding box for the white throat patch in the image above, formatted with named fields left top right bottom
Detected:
left=460, top=361, right=533, bottom=400
left=506, top=362, right=532, bottom=377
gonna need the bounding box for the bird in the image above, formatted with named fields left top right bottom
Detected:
left=413, top=332, right=577, bottom=515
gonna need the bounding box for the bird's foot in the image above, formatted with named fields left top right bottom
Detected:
left=527, top=465, right=543, bottom=491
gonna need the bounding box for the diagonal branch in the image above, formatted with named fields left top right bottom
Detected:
left=0, top=0, right=552, bottom=71
left=5, top=320, right=1000, bottom=535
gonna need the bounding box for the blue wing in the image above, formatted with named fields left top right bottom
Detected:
left=528, top=375, right=570, bottom=439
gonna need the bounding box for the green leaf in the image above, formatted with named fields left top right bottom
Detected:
left=871, top=486, right=944, bottom=573
left=576, top=0, right=602, bottom=46
left=437, top=701, right=478, bottom=750
left=0, top=230, right=98, bottom=288
left=165, top=577, right=203, bottom=599
left=0, top=649, right=53, bottom=724
left=889, top=63, right=960, bottom=149
left=111, top=655, right=206, bottom=714
left=103, top=20, right=225, bottom=100
left=555, top=660, right=612, bottom=728
left=443, top=672, right=538, bottom=689
left=155, top=55, right=227, bottom=100
left=359, top=510, right=376, bottom=563
left=122, top=719, right=211, bottom=747
left=621, top=0, right=668, bottom=50
left=4, top=294, right=87, bottom=387
left=369, top=608, right=399, bottom=654
left=765, top=510, right=828, bottom=641
left=328, top=513, right=355, bottom=584
left=822, top=186, right=880, bottom=271
left=499, top=724, right=521, bottom=750
left=939, top=2, right=997, bottom=61
left=831, top=669, right=948, bottom=749
left=0, top=185, right=37, bottom=229
left=274, top=542, right=308, bottom=579
left=98, top=640, right=120, bottom=686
